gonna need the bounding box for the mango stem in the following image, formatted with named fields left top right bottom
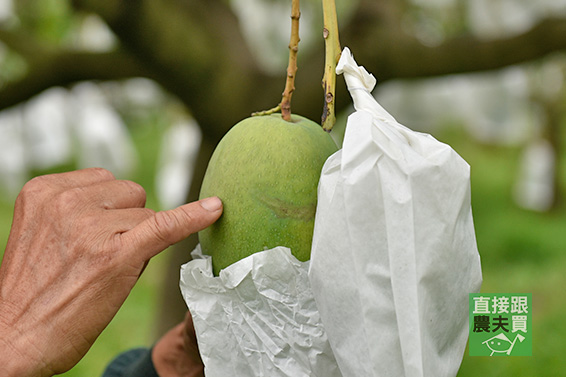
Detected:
left=280, top=0, right=301, bottom=121
left=251, top=0, right=300, bottom=121
left=321, top=0, right=341, bottom=132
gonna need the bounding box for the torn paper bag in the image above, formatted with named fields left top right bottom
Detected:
left=180, top=245, right=341, bottom=377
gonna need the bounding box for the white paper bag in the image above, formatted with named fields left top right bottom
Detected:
left=180, top=245, right=341, bottom=377
left=308, top=47, right=483, bottom=377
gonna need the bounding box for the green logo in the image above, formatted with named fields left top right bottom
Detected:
left=469, top=293, right=532, bottom=356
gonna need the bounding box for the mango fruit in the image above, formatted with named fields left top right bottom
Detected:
left=198, top=113, right=338, bottom=275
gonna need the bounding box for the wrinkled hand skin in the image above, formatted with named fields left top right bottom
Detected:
left=0, top=168, right=222, bottom=377
left=153, top=311, right=204, bottom=377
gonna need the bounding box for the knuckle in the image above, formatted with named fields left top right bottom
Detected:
left=20, top=175, right=49, bottom=196
left=101, top=180, right=147, bottom=209
left=150, top=209, right=192, bottom=245
left=151, top=211, right=178, bottom=243
left=123, top=180, right=147, bottom=204
left=88, top=167, right=115, bottom=181
left=53, top=187, right=85, bottom=215
left=142, top=208, right=156, bottom=218
left=55, top=186, right=83, bottom=206
left=99, top=234, right=124, bottom=264
left=16, top=175, right=54, bottom=210
left=179, top=207, right=195, bottom=225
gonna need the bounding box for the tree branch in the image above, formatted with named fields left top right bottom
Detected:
left=0, top=47, right=150, bottom=110
left=2, top=0, right=566, bottom=134
left=71, top=0, right=280, bottom=141
left=345, top=15, right=566, bottom=81
left=0, top=28, right=52, bottom=59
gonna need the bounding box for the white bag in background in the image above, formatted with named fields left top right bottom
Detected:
left=308, top=47, right=483, bottom=377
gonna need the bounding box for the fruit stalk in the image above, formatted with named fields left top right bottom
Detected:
left=321, top=0, right=341, bottom=132
left=251, top=0, right=300, bottom=120
left=280, top=0, right=301, bottom=121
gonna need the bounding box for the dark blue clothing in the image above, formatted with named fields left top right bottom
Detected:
left=102, top=348, right=159, bottom=377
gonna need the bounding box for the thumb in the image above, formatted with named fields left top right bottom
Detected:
left=124, top=196, right=222, bottom=261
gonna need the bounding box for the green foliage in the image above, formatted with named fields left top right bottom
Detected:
left=438, top=128, right=566, bottom=375
left=15, top=0, right=75, bottom=44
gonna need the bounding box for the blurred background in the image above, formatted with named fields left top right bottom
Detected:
left=0, top=0, right=565, bottom=375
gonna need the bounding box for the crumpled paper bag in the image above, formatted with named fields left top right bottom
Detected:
left=308, top=47, right=483, bottom=377
left=180, top=245, right=341, bottom=377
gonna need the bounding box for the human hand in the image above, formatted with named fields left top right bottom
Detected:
left=152, top=311, right=204, bottom=377
left=0, top=168, right=222, bottom=377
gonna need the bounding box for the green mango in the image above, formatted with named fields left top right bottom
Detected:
left=198, top=113, right=338, bottom=275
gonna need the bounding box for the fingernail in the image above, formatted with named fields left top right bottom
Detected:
left=200, top=196, right=222, bottom=212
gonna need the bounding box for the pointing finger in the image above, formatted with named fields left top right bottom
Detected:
left=123, top=197, right=223, bottom=261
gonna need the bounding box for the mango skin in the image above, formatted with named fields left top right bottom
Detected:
left=198, top=114, right=338, bottom=275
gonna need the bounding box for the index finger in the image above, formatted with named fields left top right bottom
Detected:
left=122, top=197, right=223, bottom=262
